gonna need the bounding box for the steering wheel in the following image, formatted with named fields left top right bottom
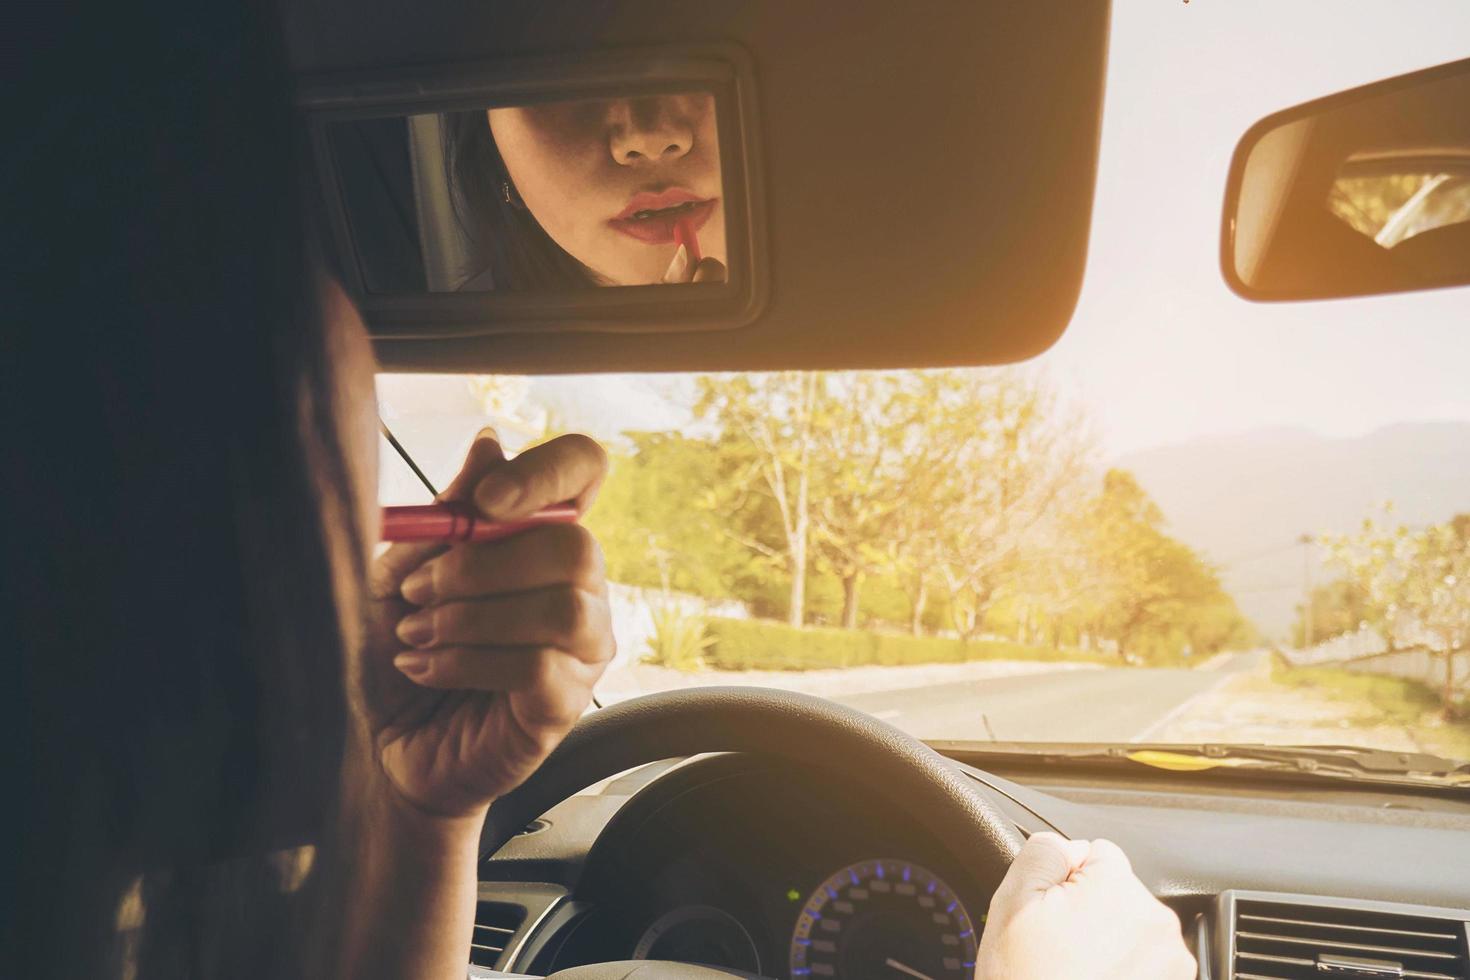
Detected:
left=480, top=687, right=1026, bottom=979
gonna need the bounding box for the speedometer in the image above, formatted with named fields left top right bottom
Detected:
left=789, top=859, right=978, bottom=980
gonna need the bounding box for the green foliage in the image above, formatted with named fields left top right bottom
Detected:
left=703, top=617, right=1108, bottom=672
left=1327, top=174, right=1434, bottom=239
left=584, top=433, right=766, bottom=602
left=694, top=373, right=824, bottom=625
left=922, top=371, right=1090, bottom=640
left=1271, top=657, right=1470, bottom=757
left=1322, top=507, right=1470, bottom=709
left=1183, top=597, right=1260, bottom=657
left=1273, top=657, right=1441, bottom=723
left=586, top=370, right=1253, bottom=666
left=704, top=617, right=877, bottom=670
left=641, top=605, right=714, bottom=671
left=1322, top=507, right=1470, bottom=650
left=1291, top=577, right=1371, bottom=648
left=1074, top=469, right=1252, bottom=663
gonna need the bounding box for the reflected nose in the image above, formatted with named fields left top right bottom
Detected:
left=607, top=97, right=695, bottom=166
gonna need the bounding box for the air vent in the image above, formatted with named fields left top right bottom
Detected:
left=1231, top=896, right=1469, bottom=980
left=468, top=900, right=526, bottom=969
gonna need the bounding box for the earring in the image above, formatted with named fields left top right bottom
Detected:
left=501, top=178, right=527, bottom=210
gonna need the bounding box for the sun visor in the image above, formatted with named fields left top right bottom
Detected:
left=286, top=1, right=1111, bottom=372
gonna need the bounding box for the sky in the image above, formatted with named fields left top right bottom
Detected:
left=1045, top=0, right=1470, bottom=457
left=382, top=0, right=1470, bottom=468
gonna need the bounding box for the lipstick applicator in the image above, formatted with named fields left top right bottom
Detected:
left=381, top=502, right=579, bottom=544
left=376, top=419, right=578, bottom=545
left=673, top=216, right=702, bottom=265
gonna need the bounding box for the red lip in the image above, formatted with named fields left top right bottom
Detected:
left=609, top=187, right=718, bottom=245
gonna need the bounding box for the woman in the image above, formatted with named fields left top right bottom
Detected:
left=445, top=92, right=728, bottom=289
left=3, top=5, right=1190, bottom=979
left=7, top=5, right=611, bottom=977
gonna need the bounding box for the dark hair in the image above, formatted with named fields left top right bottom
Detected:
left=3, top=4, right=367, bottom=978
left=443, top=110, right=600, bottom=290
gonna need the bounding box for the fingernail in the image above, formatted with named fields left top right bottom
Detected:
left=662, top=243, right=689, bottom=283
left=475, top=473, right=520, bottom=515
left=395, top=610, right=435, bottom=648
left=401, top=564, right=435, bottom=605
left=393, top=652, right=432, bottom=679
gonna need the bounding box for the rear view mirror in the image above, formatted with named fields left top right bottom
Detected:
left=1223, top=57, right=1470, bottom=302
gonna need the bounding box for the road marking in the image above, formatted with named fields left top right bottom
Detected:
left=1129, top=671, right=1238, bottom=743
left=1191, top=650, right=1237, bottom=671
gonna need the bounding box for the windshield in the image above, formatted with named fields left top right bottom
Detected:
left=377, top=3, right=1470, bottom=765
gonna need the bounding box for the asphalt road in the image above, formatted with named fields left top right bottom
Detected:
left=834, top=652, right=1263, bottom=743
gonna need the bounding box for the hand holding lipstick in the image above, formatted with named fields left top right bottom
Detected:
left=662, top=215, right=727, bottom=283
left=662, top=245, right=727, bottom=283
left=359, top=429, right=615, bottom=818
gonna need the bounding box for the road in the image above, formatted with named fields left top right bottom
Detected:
left=834, top=652, right=1263, bottom=743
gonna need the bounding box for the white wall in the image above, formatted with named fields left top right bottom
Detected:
left=1288, top=627, right=1469, bottom=697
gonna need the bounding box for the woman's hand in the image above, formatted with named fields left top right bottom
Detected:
left=975, top=833, right=1197, bottom=980
left=339, top=431, right=610, bottom=980
left=662, top=243, right=726, bottom=283
left=357, top=429, right=614, bottom=822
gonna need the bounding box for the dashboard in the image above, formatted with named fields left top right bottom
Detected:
left=477, top=751, right=1470, bottom=980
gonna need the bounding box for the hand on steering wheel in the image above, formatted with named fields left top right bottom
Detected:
left=976, top=832, right=1197, bottom=979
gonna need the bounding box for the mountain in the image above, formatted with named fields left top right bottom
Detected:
left=1116, top=422, right=1470, bottom=640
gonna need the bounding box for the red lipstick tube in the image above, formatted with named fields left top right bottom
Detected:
left=380, top=502, right=579, bottom=543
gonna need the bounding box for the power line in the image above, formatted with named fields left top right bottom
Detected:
left=1230, top=582, right=1301, bottom=596
left=1216, top=540, right=1302, bottom=568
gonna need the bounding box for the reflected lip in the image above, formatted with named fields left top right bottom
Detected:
left=609, top=188, right=718, bottom=244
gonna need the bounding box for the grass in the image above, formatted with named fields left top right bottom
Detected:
left=702, top=616, right=1113, bottom=672
left=641, top=605, right=715, bottom=671
left=1271, top=657, right=1470, bottom=761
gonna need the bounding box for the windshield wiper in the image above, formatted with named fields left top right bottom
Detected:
left=1129, top=743, right=1470, bottom=785
left=932, top=741, right=1470, bottom=789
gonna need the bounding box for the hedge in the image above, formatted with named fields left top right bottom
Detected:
left=703, top=616, right=1107, bottom=672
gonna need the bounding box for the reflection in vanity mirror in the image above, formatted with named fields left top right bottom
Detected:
left=326, top=90, right=729, bottom=294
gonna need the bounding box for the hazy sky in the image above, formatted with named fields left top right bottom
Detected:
left=509, top=0, right=1470, bottom=460
left=1045, top=0, right=1470, bottom=457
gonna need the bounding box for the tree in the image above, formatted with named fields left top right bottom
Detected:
left=1183, top=596, right=1258, bottom=659
left=1414, top=515, right=1470, bottom=713
left=694, top=373, right=822, bottom=626
left=594, top=369, right=1251, bottom=664
left=1291, top=578, right=1371, bottom=649
left=1411, top=517, right=1470, bottom=717
left=1327, top=174, right=1436, bottom=240
left=808, top=373, right=961, bottom=629
left=1326, top=508, right=1470, bottom=716
left=927, top=371, right=1091, bottom=640
left=1322, top=506, right=1423, bottom=652
left=585, top=432, right=761, bottom=601
left=1080, top=470, right=1242, bottom=663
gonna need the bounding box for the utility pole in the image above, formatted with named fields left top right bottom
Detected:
left=1299, top=533, right=1315, bottom=649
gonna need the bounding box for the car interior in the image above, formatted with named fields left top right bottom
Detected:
left=286, top=3, right=1470, bottom=978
